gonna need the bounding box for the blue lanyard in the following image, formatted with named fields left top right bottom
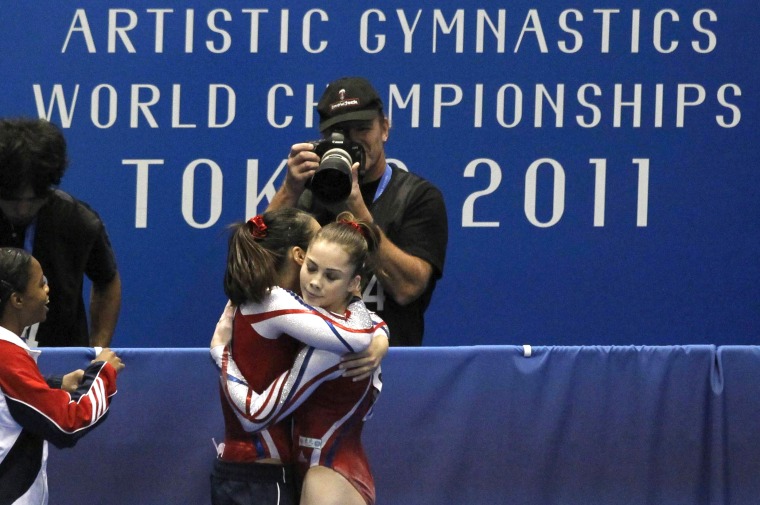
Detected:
left=21, top=218, right=39, bottom=345
left=373, top=164, right=392, bottom=203
left=24, top=218, right=37, bottom=252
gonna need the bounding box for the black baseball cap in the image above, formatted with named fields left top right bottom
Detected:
left=317, top=77, right=384, bottom=132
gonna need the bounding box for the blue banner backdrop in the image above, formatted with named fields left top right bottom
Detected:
left=1, top=1, right=757, bottom=346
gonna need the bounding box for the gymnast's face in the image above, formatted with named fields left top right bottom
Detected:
left=300, top=238, right=360, bottom=314
left=19, top=258, right=50, bottom=327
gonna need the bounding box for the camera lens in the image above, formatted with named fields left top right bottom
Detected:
left=310, top=148, right=353, bottom=203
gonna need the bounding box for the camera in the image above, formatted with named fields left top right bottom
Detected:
left=307, top=131, right=364, bottom=204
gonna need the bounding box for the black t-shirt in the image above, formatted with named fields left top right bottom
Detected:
left=300, top=164, right=448, bottom=346
left=0, top=190, right=118, bottom=346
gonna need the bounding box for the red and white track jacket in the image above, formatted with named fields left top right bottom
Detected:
left=0, top=328, right=117, bottom=504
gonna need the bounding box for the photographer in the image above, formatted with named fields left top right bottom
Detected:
left=267, top=76, right=448, bottom=347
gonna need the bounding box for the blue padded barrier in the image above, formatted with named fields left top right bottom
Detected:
left=37, top=346, right=760, bottom=505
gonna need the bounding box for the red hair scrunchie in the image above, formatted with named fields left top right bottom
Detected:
left=339, top=219, right=365, bottom=239
left=248, top=215, right=268, bottom=239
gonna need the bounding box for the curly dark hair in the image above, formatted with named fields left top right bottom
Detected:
left=0, top=118, right=68, bottom=198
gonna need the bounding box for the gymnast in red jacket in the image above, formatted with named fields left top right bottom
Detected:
left=0, top=247, right=124, bottom=504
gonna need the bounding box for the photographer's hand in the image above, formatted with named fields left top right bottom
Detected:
left=268, top=143, right=319, bottom=210
left=345, top=162, right=373, bottom=222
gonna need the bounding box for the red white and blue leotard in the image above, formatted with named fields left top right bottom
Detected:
left=217, top=306, right=388, bottom=505
left=292, top=355, right=383, bottom=505
left=212, top=287, right=378, bottom=464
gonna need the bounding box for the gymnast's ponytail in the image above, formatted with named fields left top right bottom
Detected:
left=224, top=208, right=316, bottom=305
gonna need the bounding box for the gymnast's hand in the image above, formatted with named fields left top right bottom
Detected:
left=61, top=370, right=85, bottom=393
left=94, top=348, right=125, bottom=374
left=210, top=301, right=235, bottom=348
left=340, top=333, right=388, bottom=382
